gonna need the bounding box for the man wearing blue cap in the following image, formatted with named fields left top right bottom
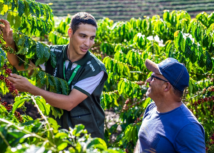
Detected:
left=134, top=58, right=205, bottom=153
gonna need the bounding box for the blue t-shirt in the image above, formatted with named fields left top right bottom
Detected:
left=138, top=102, right=205, bottom=153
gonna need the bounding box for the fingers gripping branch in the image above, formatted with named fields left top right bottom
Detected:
left=0, top=19, right=14, bottom=46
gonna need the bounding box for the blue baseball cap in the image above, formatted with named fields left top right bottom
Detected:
left=145, top=58, right=189, bottom=92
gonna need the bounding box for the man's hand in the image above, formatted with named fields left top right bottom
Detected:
left=7, top=73, right=88, bottom=111
left=8, top=74, right=33, bottom=92
left=0, top=19, right=36, bottom=71
left=0, top=19, right=14, bottom=46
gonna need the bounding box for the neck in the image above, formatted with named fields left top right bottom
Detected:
left=154, top=97, right=182, bottom=113
left=67, top=44, right=85, bottom=62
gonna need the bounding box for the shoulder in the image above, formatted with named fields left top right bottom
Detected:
left=178, top=103, right=201, bottom=125
left=175, top=123, right=205, bottom=152
left=49, top=45, right=64, bottom=53
left=77, top=52, right=108, bottom=83
left=88, top=52, right=106, bottom=72
left=82, top=52, right=107, bottom=76
left=49, top=45, right=64, bottom=57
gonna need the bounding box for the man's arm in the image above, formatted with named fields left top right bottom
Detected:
left=175, top=123, right=205, bottom=153
left=0, top=19, right=35, bottom=71
left=8, top=74, right=87, bottom=111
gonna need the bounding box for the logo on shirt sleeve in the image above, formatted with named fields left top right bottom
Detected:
left=87, top=61, right=95, bottom=72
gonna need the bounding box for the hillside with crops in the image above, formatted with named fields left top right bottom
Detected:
left=0, top=0, right=214, bottom=152
left=36, top=0, right=214, bottom=21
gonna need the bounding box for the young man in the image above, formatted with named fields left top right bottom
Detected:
left=134, top=58, right=205, bottom=153
left=0, top=12, right=107, bottom=139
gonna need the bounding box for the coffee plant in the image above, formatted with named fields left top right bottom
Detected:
left=0, top=0, right=214, bottom=152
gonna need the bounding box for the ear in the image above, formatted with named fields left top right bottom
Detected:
left=164, top=82, right=171, bottom=92
left=68, top=28, right=73, bottom=38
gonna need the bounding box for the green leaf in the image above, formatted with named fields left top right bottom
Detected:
left=0, top=48, right=6, bottom=68
left=34, top=3, right=41, bottom=17
left=59, top=79, right=69, bottom=95
left=35, top=96, right=50, bottom=116
left=0, top=104, right=7, bottom=113
left=17, top=36, right=25, bottom=47
left=11, top=0, right=17, bottom=11
left=55, top=132, right=68, bottom=139
left=24, top=0, right=30, bottom=16
left=197, top=50, right=206, bottom=67
left=51, top=106, right=63, bottom=119
left=113, top=93, right=119, bottom=107
left=18, top=0, right=25, bottom=16
left=43, top=46, right=50, bottom=60
left=174, top=31, right=183, bottom=50
left=72, top=124, right=85, bottom=137
left=29, top=1, right=35, bottom=15
left=17, top=47, right=28, bottom=55
left=0, top=4, right=8, bottom=15
left=53, top=77, right=61, bottom=94
left=196, top=12, right=208, bottom=27
left=35, top=57, right=46, bottom=66
left=40, top=3, right=45, bottom=16
left=12, top=97, right=28, bottom=114
left=36, top=42, right=45, bottom=59
left=36, top=71, right=45, bottom=87
left=87, top=138, right=107, bottom=150
left=48, top=117, right=60, bottom=132
left=7, top=11, right=13, bottom=25
left=14, top=15, right=21, bottom=29
left=206, top=51, right=213, bottom=71
left=184, top=37, right=192, bottom=59
left=50, top=52, right=56, bottom=68
left=163, top=10, right=170, bottom=22
left=57, top=142, right=68, bottom=151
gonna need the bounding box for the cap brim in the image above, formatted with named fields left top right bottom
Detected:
left=145, top=59, right=161, bottom=75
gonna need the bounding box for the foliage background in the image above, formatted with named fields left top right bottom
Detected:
left=0, top=0, right=214, bottom=152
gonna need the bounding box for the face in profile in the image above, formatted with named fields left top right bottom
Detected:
left=146, top=73, right=166, bottom=99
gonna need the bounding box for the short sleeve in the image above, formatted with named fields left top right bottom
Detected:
left=175, top=123, right=205, bottom=153
left=73, top=71, right=104, bottom=96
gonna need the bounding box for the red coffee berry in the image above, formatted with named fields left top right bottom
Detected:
left=19, top=118, right=23, bottom=122
left=5, top=68, right=12, bottom=75
left=125, top=148, right=128, bottom=153
left=3, top=64, right=7, bottom=69
left=2, top=101, right=7, bottom=106
left=6, top=106, right=12, bottom=111
left=0, top=75, right=4, bottom=80
left=15, top=111, right=20, bottom=117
